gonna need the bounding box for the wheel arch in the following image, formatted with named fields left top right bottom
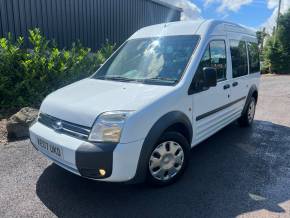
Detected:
left=252, top=89, right=258, bottom=102
left=242, top=85, right=258, bottom=115
left=130, top=111, right=192, bottom=183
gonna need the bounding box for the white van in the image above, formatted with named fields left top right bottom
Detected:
left=29, top=20, right=260, bottom=186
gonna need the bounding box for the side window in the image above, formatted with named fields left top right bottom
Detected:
left=192, top=40, right=227, bottom=92
left=248, top=42, right=260, bottom=73
left=191, top=46, right=210, bottom=92
left=210, top=40, right=227, bottom=81
left=230, top=40, right=248, bottom=78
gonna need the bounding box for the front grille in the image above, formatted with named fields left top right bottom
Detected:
left=38, top=113, right=91, bottom=140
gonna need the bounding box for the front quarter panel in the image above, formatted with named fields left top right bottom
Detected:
left=120, top=87, right=192, bottom=144
left=120, top=88, right=193, bottom=183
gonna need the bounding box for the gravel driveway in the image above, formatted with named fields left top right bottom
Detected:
left=1, top=75, right=290, bottom=218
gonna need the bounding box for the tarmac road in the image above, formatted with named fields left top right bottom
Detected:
left=1, top=75, right=290, bottom=218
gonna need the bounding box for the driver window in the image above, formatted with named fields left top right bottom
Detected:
left=192, top=40, right=227, bottom=92
left=191, top=45, right=211, bottom=92
left=210, top=40, right=227, bottom=81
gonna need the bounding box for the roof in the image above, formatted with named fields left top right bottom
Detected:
left=130, top=20, right=203, bottom=39
left=130, top=19, right=256, bottom=39
left=150, top=0, right=183, bottom=12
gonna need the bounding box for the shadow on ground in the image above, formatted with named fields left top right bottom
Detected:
left=36, top=120, right=290, bottom=218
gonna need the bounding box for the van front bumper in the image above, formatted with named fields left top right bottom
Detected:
left=29, top=122, right=144, bottom=182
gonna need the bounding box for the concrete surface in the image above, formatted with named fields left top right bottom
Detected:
left=1, top=75, right=290, bottom=218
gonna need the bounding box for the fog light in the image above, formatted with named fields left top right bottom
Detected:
left=99, top=169, right=106, bottom=176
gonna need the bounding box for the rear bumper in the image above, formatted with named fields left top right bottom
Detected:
left=29, top=122, right=144, bottom=182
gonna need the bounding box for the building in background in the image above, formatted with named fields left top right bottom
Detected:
left=0, top=0, right=181, bottom=49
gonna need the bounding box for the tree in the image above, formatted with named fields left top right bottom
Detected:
left=256, top=29, right=267, bottom=50
left=256, top=29, right=268, bottom=64
left=263, top=37, right=284, bottom=73
left=263, top=9, right=290, bottom=74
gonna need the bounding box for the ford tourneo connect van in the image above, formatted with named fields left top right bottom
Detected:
left=29, top=20, right=260, bottom=186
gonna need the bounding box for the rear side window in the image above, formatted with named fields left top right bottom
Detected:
left=248, top=42, right=260, bottom=73
left=230, top=40, right=248, bottom=78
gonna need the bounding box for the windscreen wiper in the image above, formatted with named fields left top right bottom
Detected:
left=94, top=75, right=143, bottom=83
left=105, top=76, right=138, bottom=82
left=94, top=75, right=134, bottom=81
left=143, top=77, right=178, bottom=83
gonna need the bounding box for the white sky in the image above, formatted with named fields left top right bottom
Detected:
left=160, top=0, right=290, bottom=33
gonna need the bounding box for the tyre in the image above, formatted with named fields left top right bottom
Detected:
left=146, top=131, right=190, bottom=186
left=238, top=97, right=256, bottom=127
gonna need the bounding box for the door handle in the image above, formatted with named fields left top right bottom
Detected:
left=232, top=82, right=238, bottom=87
left=223, top=84, right=230, bottom=90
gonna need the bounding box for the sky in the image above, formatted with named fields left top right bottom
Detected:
left=161, top=0, right=290, bottom=33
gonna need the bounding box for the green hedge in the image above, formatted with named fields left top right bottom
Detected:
left=0, top=29, right=115, bottom=110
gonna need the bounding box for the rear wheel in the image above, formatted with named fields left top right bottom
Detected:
left=146, top=131, right=189, bottom=186
left=238, top=97, right=256, bottom=127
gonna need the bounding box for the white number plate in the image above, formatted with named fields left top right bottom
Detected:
left=37, top=138, right=63, bottom=159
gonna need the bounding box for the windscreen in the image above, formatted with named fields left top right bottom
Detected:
left=93, top=35, right=200, bottom=85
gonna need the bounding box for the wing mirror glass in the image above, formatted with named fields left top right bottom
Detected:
left=203, top=67, right=217, bottom=88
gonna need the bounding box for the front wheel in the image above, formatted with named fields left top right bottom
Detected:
left=238, top=97, right=256, bottom=127
left=146, top=132, right=189, bottom=186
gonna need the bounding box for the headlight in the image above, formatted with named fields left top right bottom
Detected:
left=88, top=111, right=133, bottom=143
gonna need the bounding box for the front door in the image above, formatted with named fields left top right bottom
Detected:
left=190, top=39, right=231, bottom=144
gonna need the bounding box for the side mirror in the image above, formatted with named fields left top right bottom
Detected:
left=203, top=67, right=217, bottom=87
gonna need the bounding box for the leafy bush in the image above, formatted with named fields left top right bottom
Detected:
left=263, top=37, right=286, bottom=74
left=0, top=29, right=115, bottom=109
left=0, top=34, right=26, bottom=108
